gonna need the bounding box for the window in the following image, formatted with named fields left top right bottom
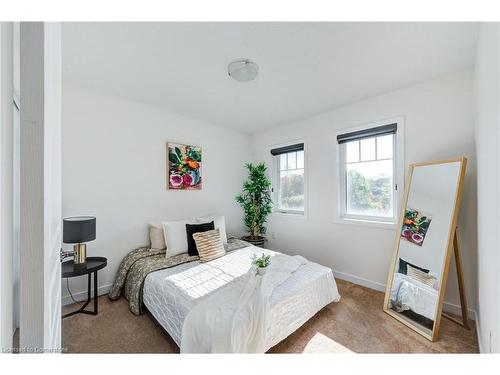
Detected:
left=271, top=143, right=305, bottom=214
left=338, top=123, right=400, bottom=223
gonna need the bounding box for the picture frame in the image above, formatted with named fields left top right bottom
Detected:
left=166, top=142, right=202, bottom=190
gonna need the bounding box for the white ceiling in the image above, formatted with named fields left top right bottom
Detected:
left=62, top=22, right=478, bottom=134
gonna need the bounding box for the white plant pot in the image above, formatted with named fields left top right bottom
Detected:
left=257, top=267, right=267, bottom=276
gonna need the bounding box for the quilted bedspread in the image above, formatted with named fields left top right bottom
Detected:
left=108, top=237, right=250, bottom=315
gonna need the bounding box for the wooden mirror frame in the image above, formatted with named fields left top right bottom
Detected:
left=383, top=157, right=467, bottom=341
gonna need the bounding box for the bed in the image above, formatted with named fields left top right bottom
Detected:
left=142, top=245, right=340, bottom=352
left=390, top=272, right=438, bottom=321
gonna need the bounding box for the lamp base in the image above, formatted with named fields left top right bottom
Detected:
left=73, top=243, right=87, bottom=265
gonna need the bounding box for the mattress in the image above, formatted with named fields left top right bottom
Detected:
left=143, top=246, right=340, bottom=351
left=390, top=272, right=438, bottom=320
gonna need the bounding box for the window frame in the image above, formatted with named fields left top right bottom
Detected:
left=270, top=139, right=308, bottom=217
left=335, top=118, right=405, bottom=228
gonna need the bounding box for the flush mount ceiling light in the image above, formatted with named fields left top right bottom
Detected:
left=228, top=59, right=259, bottom=82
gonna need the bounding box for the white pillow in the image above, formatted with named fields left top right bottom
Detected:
left=162, top=219, right=195, bottom=257
left=149, top=223, right=166, bottom=250
left=196, top=215, right=227, bottom=244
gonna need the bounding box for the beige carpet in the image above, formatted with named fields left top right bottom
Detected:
left=62, top=279, right=478, bottom=353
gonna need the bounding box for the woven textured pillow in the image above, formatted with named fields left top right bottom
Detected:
left=407, top=264, right=436, bottom=287
left=398, top=258, right=429, bottom=275
left=192, top=228, right=226, bottom=262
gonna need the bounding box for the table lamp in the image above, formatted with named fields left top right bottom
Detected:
left=63, top=216, right=96, bottom=265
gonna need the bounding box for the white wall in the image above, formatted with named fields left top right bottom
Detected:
left=62, top=83, right=252, bottom=300
left=474, top=23, right=500, bottom=353
left=251, top=70, right=477, bottom=314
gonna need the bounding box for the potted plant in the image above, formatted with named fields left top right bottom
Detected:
left=252, top=253, right=271, bottom=275
left=235, top=163, right=273, bottom=247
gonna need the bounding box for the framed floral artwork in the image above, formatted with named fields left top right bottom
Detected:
left=167, top=143, right=202, bottom=190
left=400, top=208, right=432, bottom=246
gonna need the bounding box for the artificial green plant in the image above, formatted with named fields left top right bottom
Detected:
left=235, top=163, right=273, bottom=238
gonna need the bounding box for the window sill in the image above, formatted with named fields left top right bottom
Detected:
left=271, top=211, right=307, bottom=220
left=333, top=216, right=397, bottom=230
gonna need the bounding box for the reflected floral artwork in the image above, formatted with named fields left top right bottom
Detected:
left=167, top=143, right=202, bottom=190
left=401, top=208, right=431, bottom=246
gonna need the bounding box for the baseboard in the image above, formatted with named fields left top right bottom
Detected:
left=333, top=269, right=476, bottom=321
left=442, top=301, right=476, bottom=321
left=61, top=283, right=112, bottom=306
left=333, top=270, right=386, bottom=292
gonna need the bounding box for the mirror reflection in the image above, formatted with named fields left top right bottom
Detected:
left=386, top=159, right=464, bottom=337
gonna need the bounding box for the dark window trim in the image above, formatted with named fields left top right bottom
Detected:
left=337, top=123, right=397, bottom=144
left=270, top=143, right=304, bottom=156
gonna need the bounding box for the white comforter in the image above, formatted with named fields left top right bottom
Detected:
left=180, top=254, right=307, bottom=353
left=390, top=272, right=438, bottom=320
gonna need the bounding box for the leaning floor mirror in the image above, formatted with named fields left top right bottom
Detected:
left=383, top=157, right=468, bottom=341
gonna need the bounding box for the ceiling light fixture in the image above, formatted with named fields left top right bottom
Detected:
left=228, top=59, right=259, bottom=82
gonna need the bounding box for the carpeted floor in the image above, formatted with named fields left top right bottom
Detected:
left=62, top=279, right=478, bottom=353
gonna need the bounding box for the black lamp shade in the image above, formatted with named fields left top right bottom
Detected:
left=63, top=216, right=96, bottom=244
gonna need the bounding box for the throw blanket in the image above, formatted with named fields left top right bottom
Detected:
left=108, top=238, right=250, bottom=315
left=180, top=254, right=308, bottom=353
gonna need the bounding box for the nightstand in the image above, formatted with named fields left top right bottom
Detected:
left=61, top=256, right=107, bottom=319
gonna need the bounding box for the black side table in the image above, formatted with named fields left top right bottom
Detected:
left=62, top=256, right=107, bottom=319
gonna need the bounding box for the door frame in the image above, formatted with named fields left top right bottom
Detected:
left=19, top=22, right=62, bottom=353
left=0, top=21, right=14, bottom=352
